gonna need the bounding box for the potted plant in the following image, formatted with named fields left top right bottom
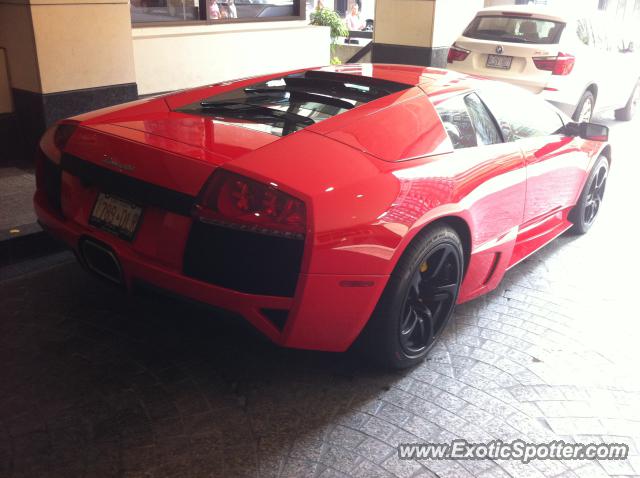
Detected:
left=310, top=5, right=349, bottom=65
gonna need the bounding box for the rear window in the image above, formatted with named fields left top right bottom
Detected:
left=464, top=15, right=565, bottom=44
left=176, top=71, right=411, bottom=137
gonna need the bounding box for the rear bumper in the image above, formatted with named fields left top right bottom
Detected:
left=34, top=190, right=388, bottom=353
left=448, top=64, right=545, bottom=94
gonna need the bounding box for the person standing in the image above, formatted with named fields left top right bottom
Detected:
left=227, top=0, right=237, bottom=18
left=209, top=0, right=221, bottom=19
left=346, top=3, right=364, bottom=31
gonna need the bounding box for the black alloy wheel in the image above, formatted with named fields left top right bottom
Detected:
left=583, top=164, right=607, bottom=227
left=570, top=155, right=609, bottom=235
left=358, top=225, right=464, bottom=369
left=399, top=243, right=461, bottom=356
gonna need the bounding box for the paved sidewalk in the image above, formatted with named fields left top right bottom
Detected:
left=0, top=116, right=638, bottom=478
left=0, top=163, right=62, bottom=265
left=0, top=165, right=37, bottom=231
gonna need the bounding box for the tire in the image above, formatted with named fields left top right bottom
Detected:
left=359, top=225, right=464, bottom=369
left=569, top=155, right=608, bottom=235
left=572, top=91, right=595, bottom=123
left=614, top=81, right=640, bottom=121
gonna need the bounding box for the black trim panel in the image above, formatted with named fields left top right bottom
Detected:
left=371, top=43, right=449, bottom=68
left=61, top=153, right=196, bottom=216
left=183, top=221, right=304, bottom=297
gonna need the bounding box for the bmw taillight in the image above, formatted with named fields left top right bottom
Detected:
left=194, top=169, right=307, bottom=239
left=533, top=53, right=575, bottom=76
left=448, top=45, right=470, bottom=63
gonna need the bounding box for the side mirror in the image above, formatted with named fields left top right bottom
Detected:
left=563, top=122, right=609, bottom=142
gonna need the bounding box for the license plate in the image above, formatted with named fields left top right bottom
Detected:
left=90, top=193, right=143, bottom=241
left=486, top=54, right=513, bottom=69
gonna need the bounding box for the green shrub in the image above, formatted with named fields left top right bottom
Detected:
left=310, top=7, right=349, bottom=64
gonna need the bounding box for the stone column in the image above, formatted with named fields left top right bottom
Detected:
left=371, top=0, right=483, bottom=68
left=0, top=0, right=138, bottom=155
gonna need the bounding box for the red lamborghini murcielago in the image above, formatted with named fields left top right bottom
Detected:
left=34, top=64, right=611, bottom=368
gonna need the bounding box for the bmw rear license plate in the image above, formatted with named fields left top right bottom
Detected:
left=486, top=54, right=513, bottom=69
left=90, top=193, right=143, bottom=241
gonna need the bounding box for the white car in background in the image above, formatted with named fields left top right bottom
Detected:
left=447, top=5, right=640, bottom=122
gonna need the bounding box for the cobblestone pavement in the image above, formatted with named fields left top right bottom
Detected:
left=1, top=115, right=640, bottom=478
left=0, top=166, right=36, bottom=231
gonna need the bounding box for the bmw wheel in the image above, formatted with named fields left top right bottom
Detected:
left=573, top=91, right=595, bottom=123
left=361, top=225, right=464, bottom=369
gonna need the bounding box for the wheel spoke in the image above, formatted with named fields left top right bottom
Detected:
left=410, top=268, right=422, bottom=297
left=583, top=167, right=607, bottom=226
left=422, top=310, right=434, bottom=345
left=595, top=169, right=607, bottom=189
left=416, top=315, right=427, bottom=345
left=595, top=177, right=606, bottom=201
left=587, top=182, right=597, bottom=202
left=584, top=202, right=595, bottom=224
left=426, top=247, right=451, bottom=279
left=424, top=282, right=458, bottom=302
left=432, top=301, right=444, bottom=324
left=401, top=309, right=419, bottom=337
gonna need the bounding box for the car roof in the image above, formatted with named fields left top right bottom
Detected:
left=477, top=5, right=572, bottom=23
left=312, top=63, right=477, bottom=98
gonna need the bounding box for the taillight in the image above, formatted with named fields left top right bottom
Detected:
left=53, top=122, right=78, bottom=151
left=533, top=53, right=575, bottom=76
left=194, top=169, right=307, bottom=239
left=448, top=45, right=470, bottom=63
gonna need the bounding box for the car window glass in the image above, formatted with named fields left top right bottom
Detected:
left=435, top=95, right=478, bottom=150
left=478, top=86, right=565, bottom=141
left=176, top=71, right=412, bottom=137
left=464, top=15, right=564, bottom=44
left=464, top=93, right=503, bottom=146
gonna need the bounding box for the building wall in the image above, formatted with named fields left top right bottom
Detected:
left=372, top=0, right=483, bottom=67
left=30, top=0, right=136, bottom=94
left=132, top=22, right=331, bottom=95
left=0, top=1, right=40, bottom=93
left=374, top=0, right=437, bottom=48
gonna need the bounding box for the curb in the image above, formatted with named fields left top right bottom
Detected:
left=0, top=222, right=65, bottom=267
